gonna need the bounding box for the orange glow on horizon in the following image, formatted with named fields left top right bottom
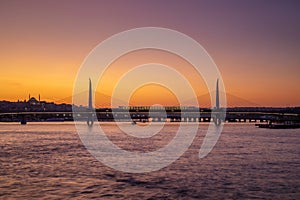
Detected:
left=129, top=84, right=180, bottom=106
left=94, top=49, right=208, bottom=107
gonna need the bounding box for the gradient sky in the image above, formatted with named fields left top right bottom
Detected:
left=0, top=0, right=299, bottom=107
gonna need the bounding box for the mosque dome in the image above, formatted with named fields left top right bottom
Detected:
left=28, top=97, right=39, bottom=105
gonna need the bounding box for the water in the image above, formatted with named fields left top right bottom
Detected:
left=0, top=123, right=299, bottom=199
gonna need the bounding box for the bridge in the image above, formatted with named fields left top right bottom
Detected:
left=0, top=79, right=299, bottom=125
left=2, top=108, right=299, bottom=125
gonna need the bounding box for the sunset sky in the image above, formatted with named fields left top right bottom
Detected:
left=1, top=0, right=299, bottom=107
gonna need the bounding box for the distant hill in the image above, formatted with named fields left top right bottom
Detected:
left=49, top=90, right=260, bottom=108
left=54, top=91, right=128, bottom=108
left=183, top=91, right=260, bottom=108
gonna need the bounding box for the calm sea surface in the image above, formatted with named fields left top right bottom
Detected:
left=0, top=123, right=299, bottom=199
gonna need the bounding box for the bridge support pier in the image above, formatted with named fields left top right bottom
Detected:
left=87, top=114, right=94, bottom=127
left=213, top=115, right=222, bottom=126
left=20, top=116, right=27, bottom=125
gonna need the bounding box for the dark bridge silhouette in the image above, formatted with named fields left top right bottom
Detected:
left=82, top=79, right=225, bottom=126
left=0, top=79, right=299, bottom=125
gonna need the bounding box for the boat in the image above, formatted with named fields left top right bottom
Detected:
left=131, top=120, right=149, bottom=126
left=46, top=118, right=64, bottom=122
left=256, top=121, right=300, bottom=129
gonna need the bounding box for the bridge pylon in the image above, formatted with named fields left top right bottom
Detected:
left=87, top=78, right=94, bottom=126
left=213, top=79, right=223, bottom=126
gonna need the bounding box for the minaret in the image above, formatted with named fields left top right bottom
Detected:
left=38, top=94, right=40, bottom=103
left=28, top=94, right=31, bottom=101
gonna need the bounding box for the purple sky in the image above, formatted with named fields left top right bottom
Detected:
left=0, top=0, right=299, bottom=106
